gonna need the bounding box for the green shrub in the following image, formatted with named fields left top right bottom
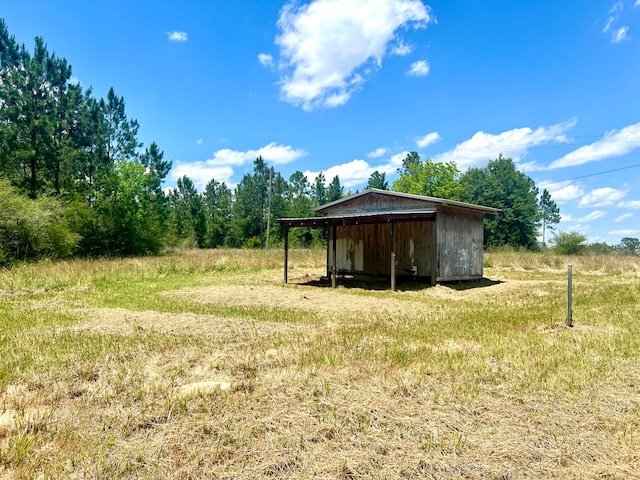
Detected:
left=552, top=230, right=587, bottom=255
left=0, top=180, right=79, bottom=265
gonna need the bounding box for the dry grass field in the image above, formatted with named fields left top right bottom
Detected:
left=1, top=248, right=639, bottom=479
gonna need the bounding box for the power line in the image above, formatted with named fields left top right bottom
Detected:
left=539, top=163, right=640, bottom=187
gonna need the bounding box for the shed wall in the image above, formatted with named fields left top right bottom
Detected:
left=436, top=207, right=484, bottom=281
left=328, top=221, right=436, bottom=279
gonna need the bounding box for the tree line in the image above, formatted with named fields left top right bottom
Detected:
left=1, top=20, right=637, bottom=265
left=0, top=20, right=347, bottom=265
left=370, top=152, right=638, bottom=255
left=379, top=152, right=558, bottom=250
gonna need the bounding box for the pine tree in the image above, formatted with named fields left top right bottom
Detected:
left=203, top=178, right=232, bottom=247
left=312, top=172, right=327, bottom=206
left=0, top=19, right=22, bottom=68
left=539, top=189, right=560, bottom=245
left=0, top=36, right=72, bottom=197
left=367, top=170, right=388, bottom=190
left=101, top=87, right=141, bottom=165
left=327, top=175, right=343, bottom=202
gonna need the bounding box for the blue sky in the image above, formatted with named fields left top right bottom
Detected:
left=3, top=0, right=640, bottom=244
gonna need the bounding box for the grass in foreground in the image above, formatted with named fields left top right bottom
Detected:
left=1, top=249, right=639, bottom=479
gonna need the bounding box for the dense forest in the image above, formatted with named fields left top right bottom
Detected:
left=0, top=20, right=348, bottom=265
left=1, top=20, right=637, bottom=265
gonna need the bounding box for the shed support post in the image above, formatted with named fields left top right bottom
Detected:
left=391, top=220, right=397, bottom=291
left=332, top=225, right=337, bottom=288
left=283, top=225, right=289, bottom=284
left=326, top=228, right=330, bottom=279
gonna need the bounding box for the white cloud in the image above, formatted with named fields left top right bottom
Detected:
left=407, top=60, right=430, bottom=77
left=170, top=143, right=308, bottom=191
left=547, top=121, right=640, bottom=169
left=167, top=31, right=188, bottom=42
left=602, top=3, right=629, bottom=42
left=538, top=180, right=585, bottom=204
left=254, top=143, right=308, bottom=164
left=305, top=151, right=408, bottom=188
left=275, top=0, right=432, bottom=110
left=391, top=41, right=413, bottom=56
left=569, top=223, right=591, bottom=233
left=612, top=26, right=629, bottom=43
left=368, top=147, right=388, bottom=158
left=258, top=53, right=274, bottom=67
left=636, top=0, right=640, bottom=6
left=415, top=131, right=440, bottom=148
left=579, top=187, right=627, bottom=207
left=434, top=119, right=576, bottom=170
left=171, top=162, right=234, bottom=190
left=603, top=16, right=615, bottom=33
left=306, top=159, right=375, bottom=188
left=619, top=200, right=640, bottom=208
left=615, top=213, right=634, bottom=222
left=383, top=151, right=409, bottom=172
left=519, top=161, right=545, bottom=172
left=196, top=139, right=203, bottom=145
left=609, top=229, right=640, bottom=236
left=579, top=210, right=607, bottom=222
left=208, top=142, right=308, bottom=167
left=560, top=213, right=574, bottom=222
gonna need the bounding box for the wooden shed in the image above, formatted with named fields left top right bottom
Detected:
left=278, top=188, right=499, bottom=290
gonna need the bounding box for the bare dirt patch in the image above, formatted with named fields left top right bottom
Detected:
left=70, top=307, right=304, bottom=338
left=167, top=283, right=430, bottom=316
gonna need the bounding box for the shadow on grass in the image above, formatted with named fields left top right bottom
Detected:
left=297, top=275, right=503, bottom=292
left=439, top=278, right=503, bottom=290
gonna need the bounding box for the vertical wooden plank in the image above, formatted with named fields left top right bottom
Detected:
left=284, top=225, right=289, bottom=284
left=431, top=218, right=437, bottom=286
left=476, top=213, right=484, bottom=279
left=391, top=220, right=397, bottom=291
left=332, top=225, right=337, bottom=288
left=435, top=211, right=443, bottom=282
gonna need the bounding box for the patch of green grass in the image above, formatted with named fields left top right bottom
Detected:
left=2, top=249, right=640, bottom=478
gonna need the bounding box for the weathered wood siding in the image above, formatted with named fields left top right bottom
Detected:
left=328, top=221, right=436, bottom=278
left=318, top=192, right=490, bottom=284
left=323, top=192, right=437, bottom=215
left=436, top=206, right=484, bottom=281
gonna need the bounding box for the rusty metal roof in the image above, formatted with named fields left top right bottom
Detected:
left=315, top=188, right=500, bottom=214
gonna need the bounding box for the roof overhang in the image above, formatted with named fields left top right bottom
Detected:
left=278, top=209, right=437, bottom=228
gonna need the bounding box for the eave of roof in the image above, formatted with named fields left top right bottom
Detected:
left=315, top=188, right=500, bottom=214
left=278, top=209, right=437, bottom=228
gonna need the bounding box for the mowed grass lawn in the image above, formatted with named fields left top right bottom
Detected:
left=1, top=249, right=639, bottom=479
